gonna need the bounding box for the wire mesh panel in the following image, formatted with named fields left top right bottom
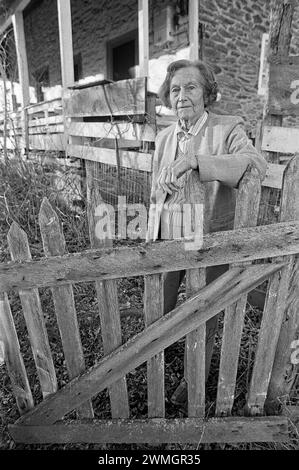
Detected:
left=89, top=161, right=152, bottom=208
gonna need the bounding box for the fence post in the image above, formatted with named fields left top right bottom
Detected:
left=258, top=0, right=294, bottom=225
left=216, top=165, right=262, bottom=417
left=85, top=161, right=130, bottom=418
left=266, top=155, right=299, bottom=412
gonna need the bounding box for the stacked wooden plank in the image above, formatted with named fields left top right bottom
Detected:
left=64, top=78, right=156, bottom=173
left=26, top=98, right=65, bottom=151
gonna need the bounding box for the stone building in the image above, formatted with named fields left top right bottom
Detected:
left=1, top=0, right=299, bottom=132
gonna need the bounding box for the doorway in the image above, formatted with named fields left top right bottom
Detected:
left=107, top=30, right=139, bottom=81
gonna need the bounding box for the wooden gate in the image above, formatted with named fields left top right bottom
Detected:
left=0, top=153, right=298, bottom=444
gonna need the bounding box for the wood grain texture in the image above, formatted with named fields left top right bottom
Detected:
left=38, top=198, right=93, bottom=418
left=0, top=221, right=298, bottom=293
left=28, top=115, right=63, bottom=127
left=7, top=222, right=57, bottom=399
left=144, top=273, right=165, bottom=417
left=15, top=262, right=285, bottom=426
left=262, top=126, right=299, bottom=154
left=67, top=144, right=152, bottom=172
left=268, top=62, right=299, bottom=115
left=185, top=268, right=206, bottom=417
left=268, top=0, right=294, bottom=56
left=266, top=155, right=299, bottom=412
left=66, top=120, right=155, bottom=142
left=138, top=0, right=149, bottom=77
left=26, top=98, right=62, bottom=115
left=262, top=163, right=285, bottom=189
left=29, top=124, right=64, bottom=135
left=29, top=133, right=65, bottom=152
left=57, top=0, right=74, bottom=88
left=258, top=0, right=294, bottom=226
left=216, top=167, right=262, bottom=417
left=64, top=78, right=146, bottom=117
left=85, top=161, right=129, bottom=419
left=9, top=416, right=289, bottom=444
left=248, top=156, right=299, bottom=415
left=0, top=293, right=33, bottom=415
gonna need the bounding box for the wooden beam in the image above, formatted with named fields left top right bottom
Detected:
left=144, top=273, right=165, bottom=418
left=0, top=0, right=31, bottom=35
left=11, top=12, right=29, bottom=107
left=216, top=166, right=261, bottom=417
left=85, top=160, right=130, bottom=419
left=67, top=121, right=155, bottom=142
left=258, top=0, right=295, bottom=225
left=12, top=11, right=29, bottom=150
left=15, top=262, right=284, bottom=425
left=268, top=0, right=295, bottom=58
left=63, top=78, right=146, bottom=117
left=57, top=0, right=74, bottom=88
left=0, top=222, right=298, bottom=293
left=189, top=0, right=199, bottom=60
left=268, top=61, right=299, bottom=115
left=9, top=416, right=289, bottom=444
left=67, top=145, right=152, bottom=172
left=267, top=156, right=299, bottom=411
left=138, top=0, right=149, bottom=77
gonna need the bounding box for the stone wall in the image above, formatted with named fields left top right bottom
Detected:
left=23, top=0, right=61, bottom=86
left=4, top=0, right=299, bottom=131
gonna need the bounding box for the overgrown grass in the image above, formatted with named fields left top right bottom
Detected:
left=0, top=153, right=298, bottom=450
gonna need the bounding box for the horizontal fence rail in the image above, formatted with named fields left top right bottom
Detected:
left=0, top=221, right=298, bottom=292
left=0, top=158, right=298, bottom=445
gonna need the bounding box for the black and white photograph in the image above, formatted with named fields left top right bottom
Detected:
left=0, top=0, right=298, bottom=462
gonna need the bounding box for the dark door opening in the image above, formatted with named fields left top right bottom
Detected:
left=107, top=31, right=138, bottom=81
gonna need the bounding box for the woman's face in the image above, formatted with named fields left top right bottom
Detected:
left=169, top=66, right=205, bottom=125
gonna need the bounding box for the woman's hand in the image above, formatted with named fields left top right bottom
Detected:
left=157, top=155, right=197, bottom=194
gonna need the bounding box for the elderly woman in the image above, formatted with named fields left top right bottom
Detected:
left=146, top=59, right=267, bottom=410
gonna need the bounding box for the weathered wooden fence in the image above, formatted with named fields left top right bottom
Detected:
left=0, top=98, right=65, bottom=152
left=63, top=77, right=156, bottom=209
left=0, top=152, right=298, bottom=444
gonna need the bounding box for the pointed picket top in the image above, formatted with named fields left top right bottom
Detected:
left=39, top=197, right=94, bottom=418
left=234, top=164, right=262, bottom=229
left=39, top=197, right=66, bottom=256
left=7, top=216, right=58, bottom=400
left=280, top=154, right=299, bottom=222
left=7, top=221, right=31, bottom=261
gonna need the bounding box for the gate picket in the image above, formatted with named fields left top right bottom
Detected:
left=216, top=166, right=261, bottom=416
left=15, top=262, right=284, bottom=426
left=185, top=268, right=206, bottom=418
left=39, top=198, right=94, bottom=417
left=144, top=273, right=165, bottom=417
left=248, top=155, right=299, bottom=415
left=0, top=292, right=34, bottom=414
left=86, top=160, right=129, bottom=418
left=7, top=221, right=57, bottom=399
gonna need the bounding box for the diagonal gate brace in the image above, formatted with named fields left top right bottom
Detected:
left=15, top=262, right=285, bottom=426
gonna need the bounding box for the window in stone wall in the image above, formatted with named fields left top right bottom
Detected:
left=106, top=30, right=139, bottom=81
left=74, top=53, right=83, bottom=82
left=33, top=65, right=49, bottom=103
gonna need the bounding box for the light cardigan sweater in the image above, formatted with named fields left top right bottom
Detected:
left=147, top=111, right=267, bottom=242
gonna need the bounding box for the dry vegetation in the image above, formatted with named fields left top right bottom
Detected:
left=0, top=154, right=298, bottom=450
